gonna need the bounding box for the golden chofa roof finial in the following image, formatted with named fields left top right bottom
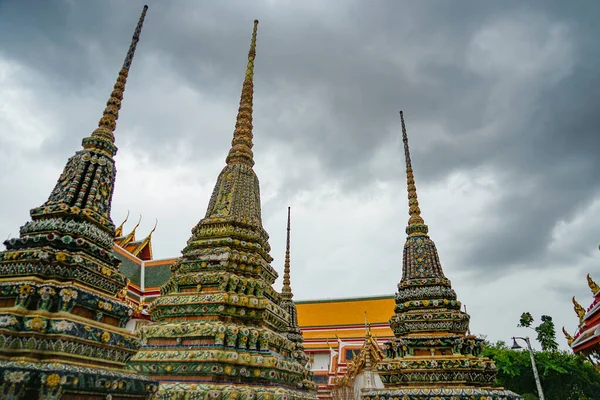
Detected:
left=587, top=274, right=600, bottom=295
left=562, top=326, right=574, bottom=346
left=121, top=214, right=142, bottom=246
left=400, top=111, right=428, bottom=236
left=281, top=206, right=293, bottom=299
left=115, top=210, right=130, bottom=237
left=572, top=296, right=586, bottom=325
left=85, top=5, right=148, bottom=152
left=225, top=19, right=259, bottom=167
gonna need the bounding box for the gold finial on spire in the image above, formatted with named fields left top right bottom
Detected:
left=562, top=326, right=574, bottom=346
left=225, top=20, right=259, bottom=167
left=400, top=111, right=428, bottom=236
left=86, top=5, right=148, bottom=148
left=587, top=274, right=600, bottom=295
left=282, top=206, right=293, bottom=298
left=115, top=210, right=130, bottom=237
left=573, top=296, right=586, bottom=325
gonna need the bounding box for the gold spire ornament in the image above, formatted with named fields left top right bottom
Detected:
left=588, top=274, right=600, bottom=295
left=85, top=5, right=148, bottom=152
left=400, top=111, right=428, bottom=236
left=226, top=19, right=259, bottom=167
left=573, top=296, right=586, bottom=324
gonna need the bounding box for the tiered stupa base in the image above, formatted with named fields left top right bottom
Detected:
left=130, top=318, right=317, bottom=400
left=366, top=334, right=522, bottom=400
left=0, top=361, right=157, bottom=400
left=155, top=382, right=315, bottom=400
left=363, top=387, right=522, bottom=400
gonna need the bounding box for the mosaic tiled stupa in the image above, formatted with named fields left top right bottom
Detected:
left=362, top=112, right=521, bottom=400
left=129, top=21, right=318, bottom=400
left=279, top=207, right=311, bottom=370
left=0, top=6, right=157, bottom=400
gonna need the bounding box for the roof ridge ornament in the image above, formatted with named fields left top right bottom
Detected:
left=115, top=210, right=130, bottom=237
left=573, top=296, right=586, bottom=325
left=587, top=274, right=600, bottom=295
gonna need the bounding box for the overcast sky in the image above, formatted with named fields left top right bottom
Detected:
left=1, top=0, right=599, bottom=350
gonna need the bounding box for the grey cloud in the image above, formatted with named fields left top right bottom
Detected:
left=2, top=0, right=600, bottom=283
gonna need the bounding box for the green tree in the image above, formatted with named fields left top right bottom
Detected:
left=518, top=312, right=559, bottom=351
left=483, top=340, right=600, bottom=399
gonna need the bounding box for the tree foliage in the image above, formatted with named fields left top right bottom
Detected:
left=483, top=340, right=600, bottom=399
left=517, top=312, right=559, bottom=352
left=518, top=312, right=534, bottom=329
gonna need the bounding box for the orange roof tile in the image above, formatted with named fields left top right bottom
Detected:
left=301, top=325, right=393, bottom=341
left=296, top=296, right=395, bottom=328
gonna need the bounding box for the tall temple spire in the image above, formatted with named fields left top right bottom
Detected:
left=365, top=111, right=522, bottom=399
left=0, top=6, right=156, bottom=399
left=397, top=111, right=446, bottom=282
left=282, top=206, right=293, bottom=298
left=226, top=19, right=259, bottom=167
left=400, top=111, right=428, bottom=236
left=131, top=21, right=316, bottom=399
left=86, top=5, right=148, bottom=152
left=27, top=5, right=148, bottom=233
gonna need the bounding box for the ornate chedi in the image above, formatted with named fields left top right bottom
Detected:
left=128, top=21, right=317, bottom=400
left=362, top=112, right=521, bottom=400
left=279, top=207, right=313, bottom=388
left=0, top=6, right=158, bottom=400
left=280, top=208, right=308, bottom=365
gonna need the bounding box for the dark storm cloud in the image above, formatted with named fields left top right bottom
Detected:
left=1, top=0, right=599, bottom=277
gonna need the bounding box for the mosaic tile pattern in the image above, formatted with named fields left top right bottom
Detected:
left=0, top=6, right=157, bottom=399
left=129, top=21, right=317, bottom=400
left=372, top=112, right=521, bottom=399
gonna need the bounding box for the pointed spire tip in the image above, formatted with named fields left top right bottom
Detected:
left=226, top=20, right=259, bottom=167
left=400, top=111, right=428, bottom=235
left=282, top=206, right=293, bottom=298
left=87, top=5, right=148, bottom=149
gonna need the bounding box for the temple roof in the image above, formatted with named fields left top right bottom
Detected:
left=296, top=296, right=395, bottom=328
left=144, top=263, right=171, bottom=288
left=570, top=271, right=600, bottom=353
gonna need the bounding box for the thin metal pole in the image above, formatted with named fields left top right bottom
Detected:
left=523, top=337, right=545, bottom=400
